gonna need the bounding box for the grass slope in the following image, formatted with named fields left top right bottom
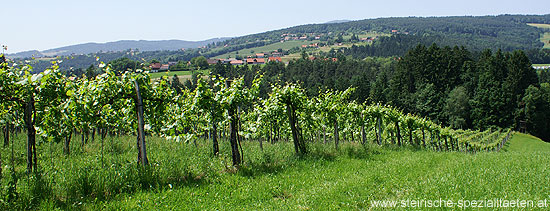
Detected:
left=2, top=132, right=549, bottom=210
left=527, top=23, right=550, bottom=49
left=542, top=33, right=550, bottom=49
left=211, top=32, right=388, bottom=60
left=528, top=23, right=550, bottom=29
left=148, top=69, right=209, bottom=81
left=504, top=132, right=550, bottom=152
left=95, top=133, right=550, bottom=210
left=212, top=40, right=316, bottom=59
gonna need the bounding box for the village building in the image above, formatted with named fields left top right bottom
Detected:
left=230, top=60, right=244, bottom=65
left=247, top=58, right=265, bottom=65
left=160, top=64, right=170, bottom=71
left=268, top=57, right=282, bottom=62
left=360, top=37, right=375, bottom=43
left=222, top=58, right=236, bottom=64
left=207, top=59, right=220, bottom=65
left=150, top=63, right=161, bottom=71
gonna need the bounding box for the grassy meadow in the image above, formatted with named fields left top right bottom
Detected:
left=0, top=131, right=549, bottom=210
left=542, top=33, right=550, bottom=49
left=149, top=69, right=209, bottom=80
left=212, top=40, right=317, bottom=59
left=528, top=23, right=550, bottom=29
left=527, top=23, right=550, bottom=48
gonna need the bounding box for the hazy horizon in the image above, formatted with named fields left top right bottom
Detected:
left=2, top=0, right=548, bottom=53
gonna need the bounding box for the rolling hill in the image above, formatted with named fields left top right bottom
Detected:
left=7, top=38, right=230, bottom=58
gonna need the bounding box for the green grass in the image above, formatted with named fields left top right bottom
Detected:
left=527, top=24, right=550, bottom=48
left=213, top=40, right=317, bottom=59
left=533, top=64, right=550, bottom=67
left=211, top=32, right=389, bottom=61
left=149, top=69, right=209, bottom=80
left=149, top=70, right=191, bottom=79
left=504, top=132, right=550, bottom=152
left=343, top=32, right=389, bottom=40
left=528, top=23, right=550, bottom=29
left=541, top=33, right=550, bottom=49
left=1, top=132, right=549, bottom=210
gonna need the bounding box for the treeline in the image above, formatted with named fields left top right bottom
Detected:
left=209, top=44, right=550, bottom=141
left=204, top=41, right=268, bottom=58
left=525, top=48, right=550, bottom=64
left=19, top=41, right=270, bottom=73
left=340, top=34, right=442, bottom=58
left=17, top=49, right=203, bottom=73
left=339, top=34, right=550, bottom=64
left=210, top=56, right=395, bottom=103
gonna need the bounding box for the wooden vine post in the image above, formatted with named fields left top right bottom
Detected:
left=24, top=97, right=37, bottom=173
left=226, top=80, right=242, bottom=166
left=134, top=80, right=148, bottom=166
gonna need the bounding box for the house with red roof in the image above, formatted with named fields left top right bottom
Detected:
left=230, top=60, right=244, bottom=65
left=150, top=63, right=161, bottom=70
left=246, top=58, right=265, bottom=65
left=268, top=57, right=282, bottom=62
left=160, top=64, right=170, bottom=71
left=207, top=59, right=221, bottom=65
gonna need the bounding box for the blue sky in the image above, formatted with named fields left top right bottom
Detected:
left=2, top=0, right=548, bottom=53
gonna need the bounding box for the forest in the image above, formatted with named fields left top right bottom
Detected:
left=209, top=44, right=550, bottom=141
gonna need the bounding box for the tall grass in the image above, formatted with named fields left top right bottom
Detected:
left=0, top=132, right=549, bottom=209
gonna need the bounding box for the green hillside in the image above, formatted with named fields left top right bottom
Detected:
left=542, top=33, right=550, bottom=49
left=528, top=23, right=550, bottom=49
left=212, top=40, right=316, bottom=59
left=216, top=14, right=550, bottom=54
left=505, top=132, right=550, bottom=152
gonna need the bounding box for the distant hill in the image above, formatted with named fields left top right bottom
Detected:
left=218, top=14, right=550, bottom=52
left=7, top=38, right=231, bottom=58
left=325, top=20, right=352, bottom=24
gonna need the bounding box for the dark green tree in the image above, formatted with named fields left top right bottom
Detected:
left=108, top=57, right=142, bottom=75
left=443, top=86, right=470, bottom=129
left=521, top=83, right=550, bottom=141
left=190, top=56, right=209, bottom=70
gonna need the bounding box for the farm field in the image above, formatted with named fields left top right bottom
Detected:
left=527, top=23, right=550, bottom=29
left=149, top=70, right=192, bottom=79
left=212, top=32, right=388, bottom=60
left=342, top=32, right=389, bottom=40
left=542, top=33, right=550, bottom=48
left=212, top=40, right=316, bottom=59
left=281, top=42, right=370, bottom=63
left=149, top=69, right=209, bottom=80
left=2, top=132, right=549, bottom=210
left=527, top=23, right=550, bottom=48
